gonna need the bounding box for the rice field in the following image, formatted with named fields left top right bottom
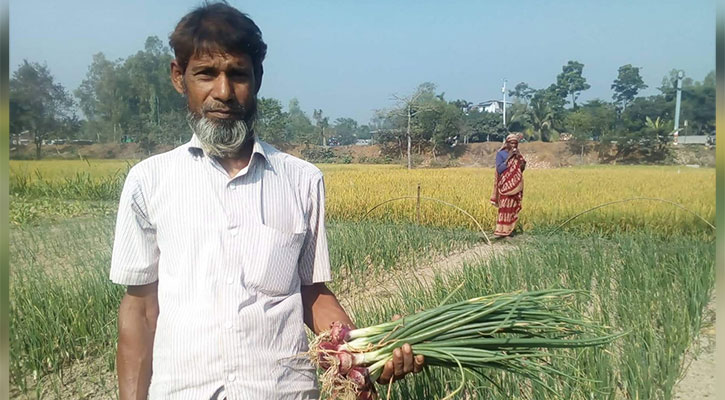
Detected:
left=10, top=161, right=716, bottom=236
left=320, top=164, right=714, bottom=236
left=8, top=159, right=716, bottom=399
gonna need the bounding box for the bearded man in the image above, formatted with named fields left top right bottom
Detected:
left=110, top=3, right=422, bottom=399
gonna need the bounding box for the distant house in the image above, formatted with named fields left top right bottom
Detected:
left=468, top=100, right=513, bottom=114
left=675, top=135, right=713, bottom=145
left=355, top=139, right=372, bottom=146
left=11, top=130, right=33, bottom=146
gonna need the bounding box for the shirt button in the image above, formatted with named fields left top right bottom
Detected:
left=225, top=321, right=233, bottom=330
left=229, top=228, right=238, bottom=236
left=226, top=276, right=235, bottom=285
left=227, top=373, right=236, bottom=382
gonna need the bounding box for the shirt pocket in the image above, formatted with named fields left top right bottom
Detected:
left=244, top=224, right=306, bottom=296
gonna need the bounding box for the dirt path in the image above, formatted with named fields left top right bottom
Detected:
left=672, top=296, right=716, bottom=400
left=338, top=238, right=520, bottom=312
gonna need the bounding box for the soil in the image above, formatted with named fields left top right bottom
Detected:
left=10, top=141, right=715, bottom=168
left=672, top=296, right=716, bottom=400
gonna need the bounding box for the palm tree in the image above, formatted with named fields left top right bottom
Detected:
left=528, top=97, right=555, bottom=141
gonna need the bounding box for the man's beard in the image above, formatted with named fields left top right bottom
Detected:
left=186, top=100, right=257, bottom=159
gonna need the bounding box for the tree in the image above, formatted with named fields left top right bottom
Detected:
left=640, top=116, right=671, bottom=161
left=332, top=117, right=361, bottom=146
left=604, top=114, right=672, bottom=162
left=621, top=95, right=671, bottom=134
left=556, top=61, right=591, bottom=108
left=464, top=110, right=506, bottom=143
left=565, top=99, right=617, bottom=142
left=370, top=108, right=405, bottom=157
left=286, top=98, right=315, bottom=143
left=565, top=110, right=593, bottom=140
left=506, top=103, right=532, bottom=135
left=528, top=96, right=556, bottom=142
left=415, top=99, right=463, bottom=159
left=10, top=60, right=75, bottom=159
left=580, top=100, right=617, bottom=141
left=450, top=99, right=473, bottom=113
left=390, top=82, right=438, bottom=169
left=75, top=53, right=133, bottom=143
left=75, top=37, right=186, bottom=146
left=611, top=64, right=648, bottom=111
left=535, top=85, right=567, bottom=122
left=684, top=71, right=715, bottom=135
left=122, top=36, right=185, bottom=146
left=256, top=97, right=288, bottom=144
left=509, top=82, right=535, bottom=105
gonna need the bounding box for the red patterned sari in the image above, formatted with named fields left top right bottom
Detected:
left=490, top=153, right=525, bottom=237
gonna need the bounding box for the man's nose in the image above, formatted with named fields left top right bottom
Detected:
left=212, top=74, right=234, bottom=102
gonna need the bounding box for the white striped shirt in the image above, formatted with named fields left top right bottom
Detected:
left=110, top=134, right=331, bottom=399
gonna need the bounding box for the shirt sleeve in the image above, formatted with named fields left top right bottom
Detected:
left=109, top=166, right=160, bottom=286
left=496, top=150, right=508, bottom=174
left=298, top=172, right=332, bottom=286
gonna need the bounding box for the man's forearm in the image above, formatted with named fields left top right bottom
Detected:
left=117, top=286, right=158, bottom=400
left=301, top=283, right=355, bottom=334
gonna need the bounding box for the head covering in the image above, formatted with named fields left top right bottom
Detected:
left=500, top=133, right=520, bottom=150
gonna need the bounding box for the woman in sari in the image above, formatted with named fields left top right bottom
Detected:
left=490, top=134, right=526, bottom=237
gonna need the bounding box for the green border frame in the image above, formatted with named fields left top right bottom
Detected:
left=1, top=0, right=9, bottom=398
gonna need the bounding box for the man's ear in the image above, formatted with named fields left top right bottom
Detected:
left=170, top=59, right=185, bottom=95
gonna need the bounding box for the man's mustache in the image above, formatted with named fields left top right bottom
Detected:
left=202, top=101, right=245, bottom=114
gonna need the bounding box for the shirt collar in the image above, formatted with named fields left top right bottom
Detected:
left=187, top=133, right=271, bottom=170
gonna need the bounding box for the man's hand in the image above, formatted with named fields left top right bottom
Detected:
left=376, top=343, right=425, bottom=384
left=376, top=315, right=425, bottom=385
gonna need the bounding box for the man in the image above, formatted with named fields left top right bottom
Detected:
left=110, top=3, right=422, bottom=399
left=489, top=133, right=526, bottom=237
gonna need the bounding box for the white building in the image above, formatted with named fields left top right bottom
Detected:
left=468, top=100, right=513, bottom=114
left=675, top=135, right=713, bottom=145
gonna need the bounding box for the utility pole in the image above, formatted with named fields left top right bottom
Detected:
left=502, top=79, right=507, bottom=128
left=674, top=71, right=684, bottom=133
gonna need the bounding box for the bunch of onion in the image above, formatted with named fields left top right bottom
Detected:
left=309, top=288, right=623, bottom=400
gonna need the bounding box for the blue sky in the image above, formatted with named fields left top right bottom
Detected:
left=10, top=0, right=716, bottom=124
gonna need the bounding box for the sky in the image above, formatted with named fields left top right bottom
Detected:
left=9, top=0, right=716, bottom=124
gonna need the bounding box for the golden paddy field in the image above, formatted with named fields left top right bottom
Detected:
left=10, top=160, right=715, bottom=235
